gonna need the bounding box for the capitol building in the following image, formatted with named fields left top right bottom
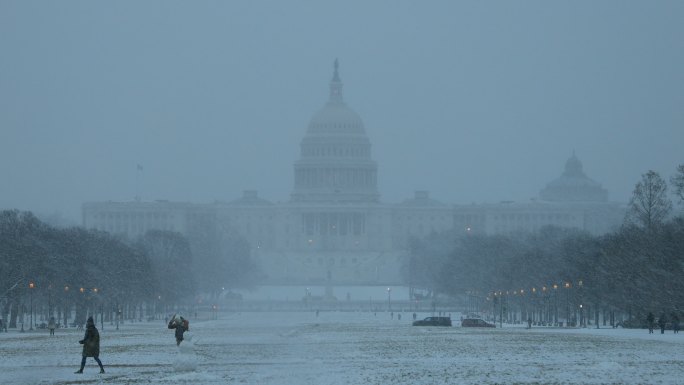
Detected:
left=82, top=62, right=625, bottom=285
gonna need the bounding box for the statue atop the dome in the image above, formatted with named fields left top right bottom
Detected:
left=333, top=58, right=340, bottom=82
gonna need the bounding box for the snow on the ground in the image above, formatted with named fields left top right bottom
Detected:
left=0, top=311, right=682, bottom=384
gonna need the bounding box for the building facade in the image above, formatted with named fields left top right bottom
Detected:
left=82, top=62, right=625, bottom=285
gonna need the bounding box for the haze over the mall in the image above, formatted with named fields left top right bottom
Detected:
left=1, top=1, right=683, bottom=223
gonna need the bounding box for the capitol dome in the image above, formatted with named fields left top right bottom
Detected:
left=291, top=60, right=379, bottom=203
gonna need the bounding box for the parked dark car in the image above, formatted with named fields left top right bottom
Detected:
left=461, top=318, right=495, bottom=328
left=412, top=316, right=452, bottom=326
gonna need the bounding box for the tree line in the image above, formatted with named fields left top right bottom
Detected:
left=0, top=210, right=257, bottom=330
left=405, top=166, right=684, bottom=327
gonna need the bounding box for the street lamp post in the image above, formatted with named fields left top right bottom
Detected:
left=64, top=286, right=69, bottom=328
left=541, top=286, right=548, bottom=325
left=29, top=282, right=35, bottom=331
left=305, top=287, right=311, bottom=309
left=93, top=288, right=102, bottom=330
left=501, top=292, right=506, bottom=327
left=155, top=295, right=162, bottom=320
left=564, top=282, right=571, bottom=326
left=80, top=287, right=86, bottom=324
left=387, top=287, right=391, bottom=312
left=530, top=288, right=537, bottom=324
left=512, top=290, right=517, bottom=323
left=553, top=283, right=559, bottom=326
left=47, top=284, right=53, bottom=321
left=492, top=293, right=497, bottom=325
left=520, top=289, right=526, bottom=324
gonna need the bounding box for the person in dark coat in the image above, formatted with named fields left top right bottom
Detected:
left=75, top=316, right=105, bottom=374
left=168, top=314, right=188, bottom=346
left=48, top=316, right=56, bottom=336
left=646, top=312, right=655, bottom=334
left=672, top=313, right=680, bottom=334
left=658, top=313, right=667, bottom=334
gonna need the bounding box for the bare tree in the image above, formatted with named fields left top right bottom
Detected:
left=626, top=170, right=672, bottom=229
left=136, top=230, right=196, bottom=306
left=0, top=210, right=158, bottom=328
left=670, top=164, right=684, bottom=205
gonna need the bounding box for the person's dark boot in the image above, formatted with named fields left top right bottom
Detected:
left=75, top=369, right=83, bottom=374
left=100, top=368, right=105, bottom=374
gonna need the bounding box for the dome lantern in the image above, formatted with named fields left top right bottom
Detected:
left=329, top=58, right=343, bottom=104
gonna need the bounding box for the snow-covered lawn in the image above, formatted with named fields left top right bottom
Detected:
left=1, top=311, right=682, bottom=384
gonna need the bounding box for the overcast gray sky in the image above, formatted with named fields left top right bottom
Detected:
left=1, top=0, right=683, bottom=223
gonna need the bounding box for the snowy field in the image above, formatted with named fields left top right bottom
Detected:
left=1, top=311, right=683, bottom=385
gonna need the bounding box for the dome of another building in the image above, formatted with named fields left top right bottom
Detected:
left=539, top=153, right=608, bottom=202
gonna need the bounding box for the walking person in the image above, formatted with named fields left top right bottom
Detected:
left=167, top=314, right=188, bottom=346
left=647, top=312, right=655, bottom=334
left=48, top=316, right=56, bottom=336
left=75, top=316, right=105, bottom=374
